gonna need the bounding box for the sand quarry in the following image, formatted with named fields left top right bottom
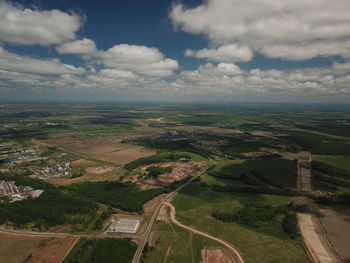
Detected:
left=318, top=209, right=350, bottom=262
left=200, top=247, right=237, bottom=263
left=46, top=136, right=155, bottom=164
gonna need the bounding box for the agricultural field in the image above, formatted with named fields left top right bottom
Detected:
left=1, top=103, right=350, bottom=263
left=156, top=185, right=311, bottom=263
left=44, top=136, right=155, bottom=165
left=0, top=233, right=77, bottom=263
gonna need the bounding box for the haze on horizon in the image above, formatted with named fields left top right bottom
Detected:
left=1, top=0, right=350, bottom=103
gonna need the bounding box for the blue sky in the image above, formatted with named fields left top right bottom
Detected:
left=1, top=0, right=350, bottom=103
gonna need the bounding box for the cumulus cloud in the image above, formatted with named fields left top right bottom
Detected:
left=197, top=63, right=242, bottom=75
left=98, top=69, right=136, bottom=79
left=185, top=44, right=253, bottom=62
left=170, top=0, right=350, bottom=60
left=2, top=60, right=350, bottom=99
left=57, top=38, right=96, bottom=54
left=100, top=44, right=163, bottom=65
left=0, top=47, right=85, bottom=74
left=172, top=61, right=350, bottom=96
left=261, top=41, right=350, bottom=60
left=0, top=0, right=83, bottom=45
left=97, top=44, right=178, bottom=77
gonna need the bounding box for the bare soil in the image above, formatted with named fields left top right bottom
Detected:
left=318, top=209, right=350, bottom=262
left=0, top=233, right=77, bottom=263
left=85, top=166, right=116, bottom=175
left=45, top=137, right=155, bottom=164
left=139, top=162, right=206, bottom=188
left=47, top=168, right=121, bottom=186
left=0, top=233, right=46, bottom=263
left=297, top=213, right=339, bottom=263
left=200, top=247, right=236, bottom=263
left=28, top=237, right=78, bottom=263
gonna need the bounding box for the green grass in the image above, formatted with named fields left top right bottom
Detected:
left=143, top=221, right=220, bottom=263
left=281, top=130, right=350, bottom=155
left=68, top=181, right=167, bottom=212
left=170, top=151, right=207, bottom=162
left=171, top=185, right=311, bottom=263
left=314, top=155, right=350, bottom=173
left=124, top=152, right=192, bottom=171
left=63, top=238, right=136, bottom=263
left=72, top=134, right=96, bottom=140
left=201, top=174, right=247, bottom=187
left=208, top=158, right=297, bottom=189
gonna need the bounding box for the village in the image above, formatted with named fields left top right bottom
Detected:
left=0, top=141, right=46, bottom=166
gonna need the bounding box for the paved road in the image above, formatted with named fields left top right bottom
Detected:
left=0, top=228, right=138, bottom=239
left=0, top=159, right=215, bottom=263
left=163, top=202, right=244, bottom=263
left=131, top=161, right=215, bottom=263
left=0, top=228, right=73, bottom=237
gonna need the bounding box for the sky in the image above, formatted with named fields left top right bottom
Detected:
left=1, top=0, right=350, bottom=103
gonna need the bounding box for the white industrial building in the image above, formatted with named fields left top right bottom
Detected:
left=107, top=218, right=140, bottom=234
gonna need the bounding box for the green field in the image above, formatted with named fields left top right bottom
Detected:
left=63, top=238, right=136, bottom=263
left=1, top=103, right=350, bottom=263
left=314, top=156, right=350, bottom=173
left=169, top=185, right=310, bottom=263
left=208, top=158, right=297, bottom=189
left=144, top=221, right=220, bottom=263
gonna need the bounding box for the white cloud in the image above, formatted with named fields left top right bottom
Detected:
left=97, top=44, right=178, bottom=77
left=57, top=38, right=96, bottom=54
left=332, top=62, right=350, bottom=73
left=0, top=47, right=85, bottom=74
left=170, top=0, right=350, bottom=60
left=199, top=63, right=242, bottom=75
left=185, top=44, right=253, bottom=62
left=173, top=61, right=350, bottom=96
left=0, top=0, right=83, bottom=45
left=98, top=69, right=135, bottom=79
left=1, top=60, right=350, bottom=99
left=100, top=44, right=164, bottom=64
left=261, top=41, right=350, bottom=60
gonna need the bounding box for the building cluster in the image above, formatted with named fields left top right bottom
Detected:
left=142, top=162, right=206, bottom=187
left=0, top=181, right=43, bottom=202
left=31, top=162, right=71, bottom=179
left=161, top=130, right=228, bottom=150
left=0, top=142, right=45, bottom=166
left=165, top=162, right=206, bottom=183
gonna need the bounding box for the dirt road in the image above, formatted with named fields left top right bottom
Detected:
left=297, top=159, right=312, bottom=191
left=163, top=202, right=244, bottom=263
left=131, top=163, right=214, bottom=263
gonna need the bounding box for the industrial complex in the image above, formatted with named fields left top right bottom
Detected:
left=107, top=218, right=140, bottom=234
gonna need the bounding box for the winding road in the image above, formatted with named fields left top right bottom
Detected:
left=131, top=163, right=214, bottom=263
left=163, top=202, right=244, bottom=263
left=1, top=159, right=229, bottom=263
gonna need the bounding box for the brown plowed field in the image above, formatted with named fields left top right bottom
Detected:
left=0, top=233, right=78, bottom=263
left=28, top=237, right=78, bottom=263
left=45, top=137, right=155, bottom=164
